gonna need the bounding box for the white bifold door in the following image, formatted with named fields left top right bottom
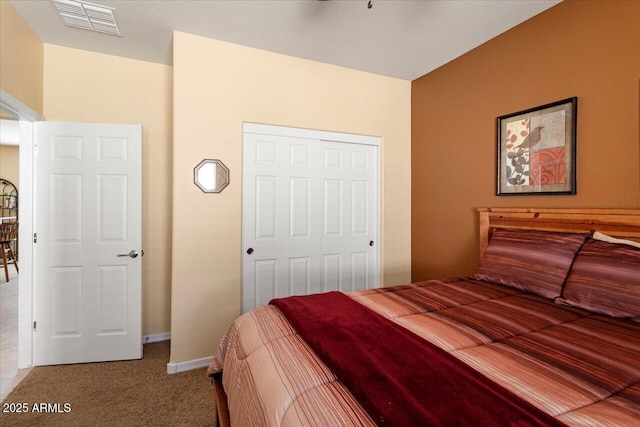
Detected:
left=242, top=124, right=380, bottom=312
left=33, top=122, right=142, bottom=365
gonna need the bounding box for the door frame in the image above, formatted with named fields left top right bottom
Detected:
left=0, top=90, right=43, bottom=369
left=243, top=123, right=382, bottom=147
left=241, top=122, right=382, bottom=310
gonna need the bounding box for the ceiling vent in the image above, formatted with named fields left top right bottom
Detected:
left=50, top=0, right=120, bottom=36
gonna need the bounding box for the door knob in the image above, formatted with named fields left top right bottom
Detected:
left=369, top=241, right=374, bottom=246
left=247, top=248, right=254, bottom=255
left=117, top=250, right=139, bottom=258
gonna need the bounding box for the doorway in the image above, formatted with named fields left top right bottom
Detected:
left=1, top=91, right=41, bottom=371
left=0, top=90, right=41, bottom=399
left=0, top=117, right=23, bottom=401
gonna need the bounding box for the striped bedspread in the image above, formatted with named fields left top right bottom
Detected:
left=208, top=278, right=640, bottom=426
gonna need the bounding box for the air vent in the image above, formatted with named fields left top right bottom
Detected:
left=50, top=0, right=120, bottom=36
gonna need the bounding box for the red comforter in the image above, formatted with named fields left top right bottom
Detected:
left=271, top=291, right=565, bottom=426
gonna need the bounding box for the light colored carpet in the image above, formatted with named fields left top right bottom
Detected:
left=0, top=270, right=28, bottom=402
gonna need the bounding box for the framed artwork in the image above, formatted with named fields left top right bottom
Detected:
left=497, top=97, right=577, bottom=195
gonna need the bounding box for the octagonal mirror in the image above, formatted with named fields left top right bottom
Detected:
left=194, top=159, right=229, bottom=193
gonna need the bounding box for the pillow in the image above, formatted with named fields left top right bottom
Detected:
left=557, top=239, right=640, bottom=319
left=592, top=231, right=640, bottom=249
left=473, top=229, right=588, bottom=299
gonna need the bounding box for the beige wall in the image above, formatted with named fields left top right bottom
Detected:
left=171, top=32, right=411, bottom=363
left=0, top=1, right=43, bottom=114
left=43, top=44, right=173, bottom=336
left=411, top=0, right=640, bottom=280
left=0, top=145, right=20, bottom=191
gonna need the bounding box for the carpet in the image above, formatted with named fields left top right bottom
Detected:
left=0, top=341, right=216, bottom=426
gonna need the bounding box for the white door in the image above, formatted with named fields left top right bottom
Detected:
left=242, top=125, right=379, bottom=312
left=33, top=122, right=142, bottom=365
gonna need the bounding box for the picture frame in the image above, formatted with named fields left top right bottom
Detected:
left=497, top=97, right=577, bottom=195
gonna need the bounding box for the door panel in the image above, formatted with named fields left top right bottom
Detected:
left=52, top=174, right=82, bottom=241
left=290, top=178, right=310, bottom=239
left=289, top=256, right=310, bottom=295
left=255, top=176, right=277, bottom=240
left=97, top=265, right=127, bottom=334
left=52, top=267, right=82, bottom=336
left=324, top=180, right=342, bottom=236
left=243, top=127, right=379, bottom=312
left=322, top=253, right=342, bottom=292
left=254, top=259, right=277, bottom=307
left=34, top=122, right=142, bottom=365
left=351, top=252, right=369, bottom=291
left=98, top=175, right=128, bottom=242
left=352, top=180, right=369, bottom=235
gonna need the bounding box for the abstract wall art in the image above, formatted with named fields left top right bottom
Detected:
left=497, top=97, right=577, bottom=195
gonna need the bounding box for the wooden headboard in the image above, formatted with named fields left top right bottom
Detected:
left=478, top=208, right=640, bottom=257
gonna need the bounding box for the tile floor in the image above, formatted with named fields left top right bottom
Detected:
left=1, top=269, right=31, bottom=402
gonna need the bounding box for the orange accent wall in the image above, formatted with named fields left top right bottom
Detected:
left=411, top=0, right=640, bottom=280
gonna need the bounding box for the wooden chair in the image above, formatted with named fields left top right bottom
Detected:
left=0, top=221, right=19, bottom=282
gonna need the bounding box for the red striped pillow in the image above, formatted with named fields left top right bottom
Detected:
left=557, top=239, right=640, bottom=319
left=474, top=229, right=588, bottom=299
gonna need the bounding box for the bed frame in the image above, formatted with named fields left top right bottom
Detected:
left=212, top=207, right=640, bottom=427
left=212, top=372, right=230, bottom=427
left=478, top=207, right=640, bottom=256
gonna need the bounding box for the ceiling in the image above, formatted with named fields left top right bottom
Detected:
left=11, top=0, right=561, bottom=81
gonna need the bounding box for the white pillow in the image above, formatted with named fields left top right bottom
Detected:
left=592, top=231, right=640, bottom=249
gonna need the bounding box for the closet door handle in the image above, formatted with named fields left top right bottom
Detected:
left=247, top=248, right=254, bottom=255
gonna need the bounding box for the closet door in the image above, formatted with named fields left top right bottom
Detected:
left=242, top=125, right=379, bottom=312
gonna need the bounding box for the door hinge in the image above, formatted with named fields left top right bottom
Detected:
left=33, top=233, right=37, bottom=243
left=33, top=321, right=37, bottom=330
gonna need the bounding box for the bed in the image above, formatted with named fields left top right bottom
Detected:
left=208, top=208, right=640, bottom=426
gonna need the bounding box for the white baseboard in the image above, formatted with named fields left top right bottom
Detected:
left=144, top=332, right=213, bottom=374
left=167, top=356, right=213, bottom=374
left=143, top=332, right=170, bottom=344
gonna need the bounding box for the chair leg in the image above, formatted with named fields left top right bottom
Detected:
left=1, top=243, right=9, bottom=282
left=7, top=245, right=18, bottom=274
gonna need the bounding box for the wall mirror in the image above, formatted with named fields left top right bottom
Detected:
left=194, top=159, right=229, bottom=193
